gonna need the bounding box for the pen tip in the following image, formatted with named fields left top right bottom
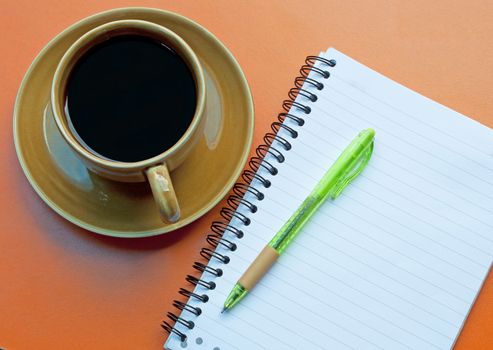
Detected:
left=221, top=307, right=227, bottom=314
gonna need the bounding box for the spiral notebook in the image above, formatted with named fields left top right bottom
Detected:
left=163, top=48, right=493, bottom=350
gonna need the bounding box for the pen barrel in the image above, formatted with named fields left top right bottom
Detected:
left=238, top=246, right=280, bottom=290
left=268, top=129, right=375, bottom=254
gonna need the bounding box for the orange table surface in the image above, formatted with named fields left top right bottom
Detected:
left=1, top=1, right=492, bottom=349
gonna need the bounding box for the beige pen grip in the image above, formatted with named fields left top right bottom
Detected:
left=238, top=245, right=280, bottom=290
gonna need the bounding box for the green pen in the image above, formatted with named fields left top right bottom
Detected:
left=222, top=128, right=375, bottom=312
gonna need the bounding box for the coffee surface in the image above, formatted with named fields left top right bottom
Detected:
left=66, top=35, right=196, bottom=162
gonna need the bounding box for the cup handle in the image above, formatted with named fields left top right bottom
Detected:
left=146, top=163, right=180, bottom=223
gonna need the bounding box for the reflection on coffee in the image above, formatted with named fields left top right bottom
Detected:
left=65, top=35, right=197, bottom=162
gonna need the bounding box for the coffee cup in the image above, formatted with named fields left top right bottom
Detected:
left=50, top=20, right=206, bottom=224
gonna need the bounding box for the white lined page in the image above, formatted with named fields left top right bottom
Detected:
left=165, top=48, right=493, bottom=350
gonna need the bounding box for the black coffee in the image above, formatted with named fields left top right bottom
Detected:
left=65, top=35, right=197, bottom=162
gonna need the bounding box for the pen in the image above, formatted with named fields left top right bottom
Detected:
left=222, top=128, right=375, bottom=312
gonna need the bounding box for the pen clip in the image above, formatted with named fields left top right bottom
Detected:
left=329, top=141, right=374, bottom=199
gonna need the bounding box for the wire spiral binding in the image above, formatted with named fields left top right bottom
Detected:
left=162, top=55, right=336, bottom=342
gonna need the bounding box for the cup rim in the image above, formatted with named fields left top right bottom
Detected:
left=51, top=19, right=206, bottom=172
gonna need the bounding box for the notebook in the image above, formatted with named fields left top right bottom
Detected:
left=163, top=48, right=493, bottom=350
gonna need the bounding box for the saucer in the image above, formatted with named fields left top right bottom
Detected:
left=13, top=8, right=254, bottom=237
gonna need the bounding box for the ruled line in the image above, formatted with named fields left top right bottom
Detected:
left=219, top=238, right=456, bottom=340
left=285, top=133, right=493, bottom=251
left=226, top=218, right=463, bottom=329
left=308, top=102, right=493, bottom=207
left=224, top=193, right=470, bottom=323
left=185, top=276, right=357, bottom=350
left=301, top=117, right=493, bottom=221
left=227, top=160, right=484, bottom=313
left=320, top=75, right=493, bottom=177
left=330, top=73, right=493, bottom=166
left=210, top=306, right=297, bottom=349
left=211, top=289, right=356, bottom=349
left=270, top=158, right=490, bottom=273
left=219, top=262, right=412, bottom=349
left=282, top=151, right=493, bottom=260
left=260, top=195, right=479, bottom=293
left=200, top=313, right=271, bottom=350
left=249, top=208, right=470, bottom=313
